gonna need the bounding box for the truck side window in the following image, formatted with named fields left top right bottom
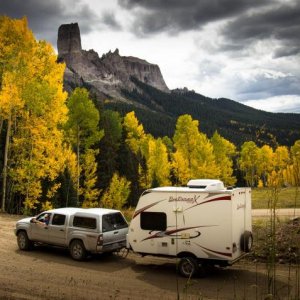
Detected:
left=73, top=216, right=96, bottom=229
left=140, top=212, right=166, bottom=231
left=52, top=214, right=66, bottom=226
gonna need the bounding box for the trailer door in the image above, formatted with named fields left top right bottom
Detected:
left=140, top=211, right=175, bottom=255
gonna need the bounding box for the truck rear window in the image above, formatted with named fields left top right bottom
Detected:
left=102, top=213, right=128, bottom=232
left=73, top=216, right=96, bottom=229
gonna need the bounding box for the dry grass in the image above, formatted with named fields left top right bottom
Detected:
left=252, top=187, right=300, bottom=209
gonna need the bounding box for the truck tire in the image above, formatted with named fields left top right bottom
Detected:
left=240, top=231, right=253, bottom=252
left=17, top=231, right=33, bottom=250
left=178, top=257, right=199, bottom=278
left=70, top=240, right=87, bottom=261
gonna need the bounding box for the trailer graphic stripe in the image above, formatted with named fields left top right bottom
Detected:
left=184, top=195, right=231, bottom=211
left=141, top=225, right=216, bottom=241
left=195, top=243, right=232, bottom=258
left=132, top=199, right=166, bottom=219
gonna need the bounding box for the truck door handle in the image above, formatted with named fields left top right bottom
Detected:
left=59, top=229, right=64, bottom=232
left=114, top=231, right=119, bottom=234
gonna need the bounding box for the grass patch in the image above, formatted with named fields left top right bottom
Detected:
left=252, top=187, right=300, bottom=209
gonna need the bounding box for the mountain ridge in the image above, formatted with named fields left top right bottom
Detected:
left=57, top=23, right=300, bottom=146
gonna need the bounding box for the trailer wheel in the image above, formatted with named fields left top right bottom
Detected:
left=240, top=231, right=253, bottom=252
left=178, top=257, right=199, bottom=278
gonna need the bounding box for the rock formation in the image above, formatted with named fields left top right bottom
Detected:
left=57, top=23, right=169, bottom=101
left=57, top=23, right=82, bottom=54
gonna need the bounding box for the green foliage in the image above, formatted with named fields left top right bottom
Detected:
left=97, top=110, right=123, bottom=190
left=65, top=87, right=103, bottom=150
left=64, top=87, right=103, bottom=206
left=80, top=149, right=100, bottom=208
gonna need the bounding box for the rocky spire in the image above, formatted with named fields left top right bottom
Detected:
left=57, top=23, right=82, bottom=55
left=58, top=23, right=170, bottom=96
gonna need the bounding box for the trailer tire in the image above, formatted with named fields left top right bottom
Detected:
left=178, top=257, right=199, bottom=278
left=240, top=231, right=253, bottom=252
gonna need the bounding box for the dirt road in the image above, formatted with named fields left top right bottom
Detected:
left=252, top=208, right=300, bottom=217
left=0, top=213, right=299, bottom=300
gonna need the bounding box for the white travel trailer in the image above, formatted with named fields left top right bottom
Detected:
left=127, top=179, right=252, bottom=277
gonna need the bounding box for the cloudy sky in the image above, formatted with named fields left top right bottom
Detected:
left=1, top=0, right=300, bottom=113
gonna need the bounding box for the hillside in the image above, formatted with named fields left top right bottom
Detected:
left=102, top=77, right=300, bottom=146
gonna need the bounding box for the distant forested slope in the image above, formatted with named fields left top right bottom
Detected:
left=102, top=77, right=300, bottom=146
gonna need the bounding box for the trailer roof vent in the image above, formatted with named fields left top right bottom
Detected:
left=187, top=179, right=225, bottom=191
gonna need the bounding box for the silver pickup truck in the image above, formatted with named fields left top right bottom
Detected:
left=15, top=207, right=128, bottom=260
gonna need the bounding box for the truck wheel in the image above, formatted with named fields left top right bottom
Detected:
left=70, top=240, right=87, bottom=261
left=17, top=231, right=33, bottom=250
left=178, top=257, right=199, bottom=278
left=240, top=231, right=253, bottom=252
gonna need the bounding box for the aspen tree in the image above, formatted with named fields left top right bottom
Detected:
left=100, top=173, right=131, bottom=210
left=172, top=115, right=220, bottom=185
left=290, top=140, right=300, bottom=185
left=0, top=17, right=68, bottom=212
left=239, top=141, right=259, bottom=187
left=65, top=87, right=103, bottom=206
left=211, top=131, right=236, bottom=186
left=80, top=149, right=100, bottom=208
left=257, top=145, right=274, bottom=187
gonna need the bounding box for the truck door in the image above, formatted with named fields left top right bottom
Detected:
left=30, top=213, right=51, bottom=242
left=48, top=213, right=67, bottom=246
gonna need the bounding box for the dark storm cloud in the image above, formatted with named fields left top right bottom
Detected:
left=102, top=12, right=121, bottom=30
left=118, top=0, right=269, bottom=35
left=0, top=0, right=102, bottom=46
left=237, top=74, right=300, bottom=101
left=221, top=1, right=300, bottom=58
left=119, top=0, right=300, bottom=58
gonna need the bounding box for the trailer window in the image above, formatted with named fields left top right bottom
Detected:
left=140, top=212, right=166, bottom=231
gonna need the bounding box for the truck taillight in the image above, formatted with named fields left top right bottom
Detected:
left=97, top=234, right=103, bottom=246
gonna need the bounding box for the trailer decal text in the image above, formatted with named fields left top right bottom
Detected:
left=168, top=195, right=201, bottom=204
